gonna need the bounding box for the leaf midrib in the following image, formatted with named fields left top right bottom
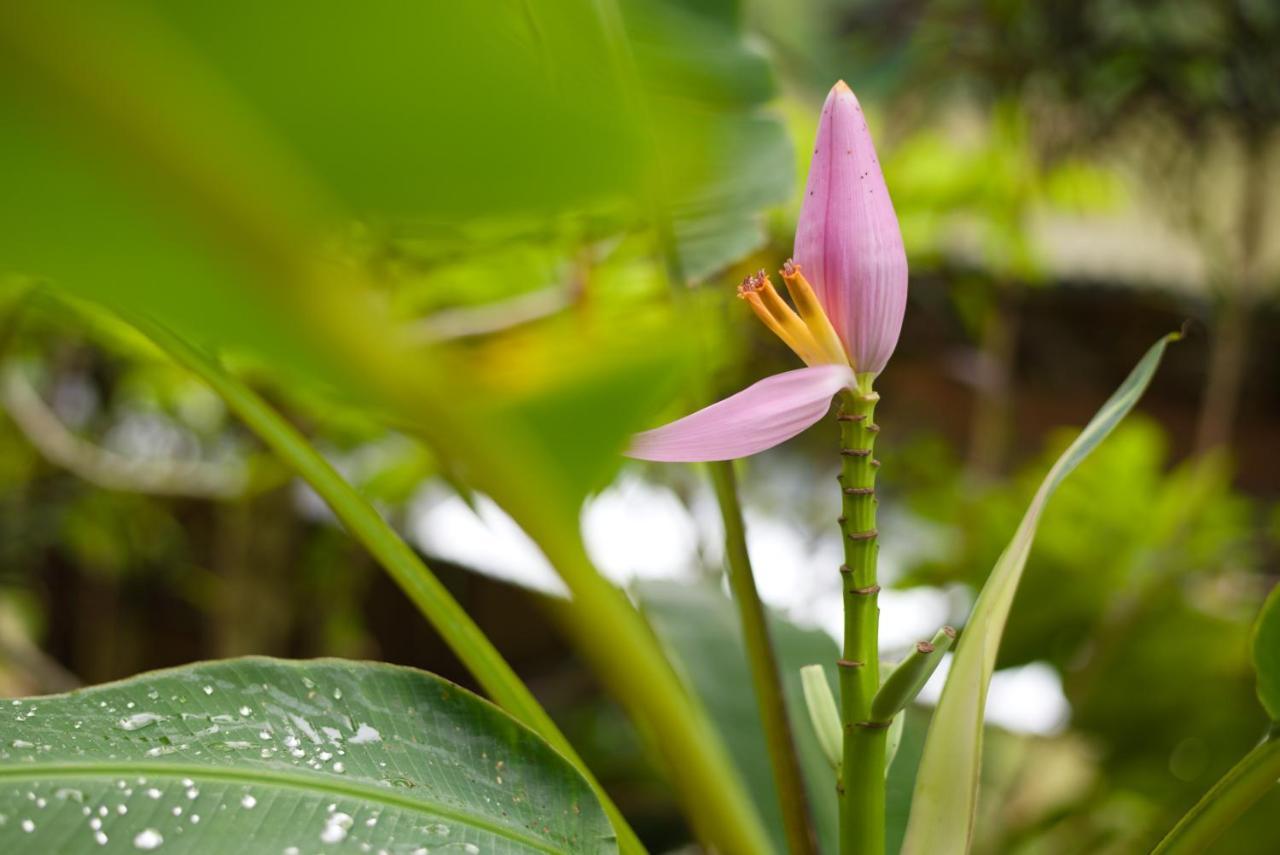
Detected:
left=0, top=761, right=565, bottom=854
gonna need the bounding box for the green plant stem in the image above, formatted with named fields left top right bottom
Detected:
left=837, top=385, right=885, bottom=855
left=129, top=314, right=648, bottom=855
left=710, top=460, right=816, bottom=855
left=1153, top=728, right=1280, bottom=855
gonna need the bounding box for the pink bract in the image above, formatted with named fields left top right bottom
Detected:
left=794, top=81, right=907, bottom=376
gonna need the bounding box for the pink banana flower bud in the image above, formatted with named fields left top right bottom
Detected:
left=794, top=80, right=908, bottom=377
left=629, top=81, right=906, bottom=462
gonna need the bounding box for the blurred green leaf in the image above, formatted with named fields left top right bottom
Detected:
left=1254, top=584, right=1280, bottom=722
left=902, top=332, right=1179, bottom=855
left=624, top=0, right=794, bottom=281
left=0, top=657, right=616, bottom=854
left=667, top=115, right=793, bottom=282
left=0, top=0, right=788, bottom=508
left=0, top=5, right=788, bottom=847
left=152, top=1, right=643, bottom=220
left=477, top=310, right=695, bottom=498
left=638, top=579, right=838, bottom=853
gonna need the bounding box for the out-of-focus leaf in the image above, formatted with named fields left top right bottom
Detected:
left=902, top=332, right=1179, bottom=855
left=0, top=658, right=616, bottom=854
left=483, top=316, right=693, bottom=496
left=666, top=115, right=793, bottom=282
left=1, top=6, right=787, bottom=846
left=638, top=579, right=838, bottom=853
left=0, top=80, right=329, bottom=384
left=151, top=2, right=643, bottom=221
left=0, top=0, right=786, bottom=505
left=625, top=0, right=794, bottom=280
left=1253, top=584, right=1280, bottom=721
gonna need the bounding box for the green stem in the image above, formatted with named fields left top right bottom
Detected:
left=1152, top=729, right=1280, bottom=855
left=128, top=313, right=648, bottom=855
left=710, top=460, right=817, bottom=855
left=836, top=384, right=885, bottom=855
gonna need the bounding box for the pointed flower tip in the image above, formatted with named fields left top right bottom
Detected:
left=830, top=80, right=861, bottom=109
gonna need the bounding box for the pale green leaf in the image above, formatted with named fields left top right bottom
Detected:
left=901, top=333, right=1179, bottom=855
left=0, top=658, right=616, bottom=854
left=800, top=664, right=842, bottom=772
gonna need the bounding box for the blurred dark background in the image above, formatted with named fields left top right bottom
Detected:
left=1, top=1, right=1278, bottom=853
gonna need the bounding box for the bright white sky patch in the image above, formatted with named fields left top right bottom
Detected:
left=581, top=474, right=703, bottom=583
left=916, top=655, right=1071, bottom=736
left=409, top=485, right=565, bottom=596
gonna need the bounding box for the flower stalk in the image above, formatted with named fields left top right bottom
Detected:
left=837, top=383, right=885, bottom=855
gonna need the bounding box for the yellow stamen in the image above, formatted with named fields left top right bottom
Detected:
left=780, top=259, right=849, bottom=367
left=737, top=270, right=826, bottom=365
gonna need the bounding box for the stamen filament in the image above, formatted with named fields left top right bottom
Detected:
left=738, top=270, right=827, bottom=365
left=781, top=260, right=849, bottom=367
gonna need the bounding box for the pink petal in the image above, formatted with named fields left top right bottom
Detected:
left=627, top=365, right=854, bottom=462
left=795, top=81, right=908, bottom=376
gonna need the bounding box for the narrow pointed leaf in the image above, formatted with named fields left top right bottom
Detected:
left=870, top=627, right=955, bottom=722
left=0, top=658, right=616, bottom=854
left=902, top=332, right=1180, bottom=855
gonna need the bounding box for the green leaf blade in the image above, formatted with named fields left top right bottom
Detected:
left=1253, top=584, right=1280, bottom=722
left=901, top=333, right=1179, bottom=855
left=638, top=580, right=838, bottom=854
left=0, top=658, right=616, bottom=854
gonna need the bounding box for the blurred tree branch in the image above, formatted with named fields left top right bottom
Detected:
left=0, top=362, right=255, bottom=499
